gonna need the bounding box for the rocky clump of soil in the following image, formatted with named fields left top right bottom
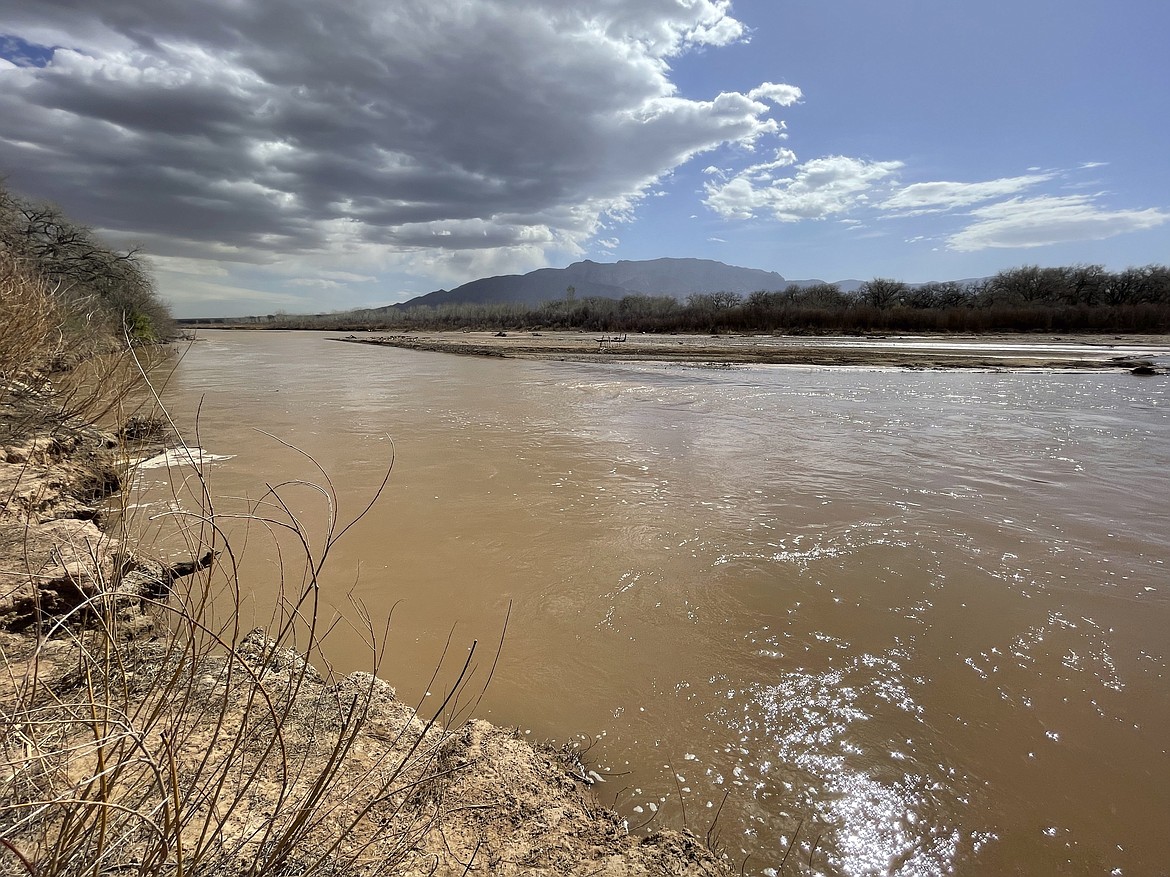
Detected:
left=0, top=417, right=201, bottom=633
left=1, top=421, right=126, bottom=632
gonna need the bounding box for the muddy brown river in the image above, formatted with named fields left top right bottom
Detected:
left=132, top=330, right=1168, bottom=875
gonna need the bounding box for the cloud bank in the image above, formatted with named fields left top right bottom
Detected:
left=705, top=154, right=903, bottom=221
left=706, top=153, right=1169, bottom=256
left=881, top=174, right=1056, bottom=216
left=0, top=0, right=803, bottom=311
left=946, top=194, right=1170, bottom=252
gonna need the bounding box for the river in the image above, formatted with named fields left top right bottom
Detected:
left=132, top=330, right=1169, bottom=876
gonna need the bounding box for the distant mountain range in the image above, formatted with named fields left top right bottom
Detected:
left=378, top=258, right=864, bottom=310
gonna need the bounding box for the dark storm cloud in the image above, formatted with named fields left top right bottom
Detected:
left=1, top=2, right=786, bottom=238
left=0, top=1, right=803, bottom=312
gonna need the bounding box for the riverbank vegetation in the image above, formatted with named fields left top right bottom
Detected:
left=1, top=182, right=174, bottom=358
left=225, top=263, right=1170, bottom=335
left=1, top=181, right=176, bottom=444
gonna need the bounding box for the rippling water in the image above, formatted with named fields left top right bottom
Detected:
left=135, top=331, right=1169, bottom=875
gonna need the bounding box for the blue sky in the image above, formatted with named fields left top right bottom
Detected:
left=1, top=0, right=1167, bottom=316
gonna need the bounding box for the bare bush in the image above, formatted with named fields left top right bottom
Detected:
left=0, top=182, right=174, bottom=347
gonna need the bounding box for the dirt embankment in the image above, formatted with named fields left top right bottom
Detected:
left=1, top=420, right=128, bottom=633
left=1, top=411, right=729, bottom=876
left=333, top=330, right=1170, bottom=371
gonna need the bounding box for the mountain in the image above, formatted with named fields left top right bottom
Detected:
left=388, top=258, right=791, bottom=309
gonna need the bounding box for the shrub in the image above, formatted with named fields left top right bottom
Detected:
left=0, top=182, right=174, bottom=348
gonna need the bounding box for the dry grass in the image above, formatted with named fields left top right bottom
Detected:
left=0, top=255, right=175, bottom=451
left=0, top=254, right=65, bottom=393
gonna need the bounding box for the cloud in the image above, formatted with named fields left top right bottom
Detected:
left=883, top=173, right=1054, bottom=215
left=287, top=278, right=346, bottom=290
left=742, top=148, right=798, bottom=179
left=747, top=82, right=803, bottom=107
left=0, top=0, right=793, bottom=311
left=946, top=194, right=1170, bottom=252
left=704, top=154, right=903, bottom=221
left=157, top=275, right=314, bottom=314
left=876, top=167, right=1170, bottom=253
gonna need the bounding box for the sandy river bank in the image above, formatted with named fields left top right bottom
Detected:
left=330, top=330, right=1170, bottom=371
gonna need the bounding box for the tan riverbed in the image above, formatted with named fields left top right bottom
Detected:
left=332, top=329, right=1170, bottom=370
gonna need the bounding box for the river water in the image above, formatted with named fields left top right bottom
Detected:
left=135, top=330, right=1169, bottom=876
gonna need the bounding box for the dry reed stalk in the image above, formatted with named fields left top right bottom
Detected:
left=0, top=254, right=63, bottom=397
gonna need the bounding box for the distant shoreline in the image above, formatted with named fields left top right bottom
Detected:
left=324, top=329, right=1170, bottom=371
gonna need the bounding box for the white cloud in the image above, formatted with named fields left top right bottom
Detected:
left=315, top=271, right=377, bottom=283
left=947, top=194, right=1170, bottom=252
left=747, top=82, right=803, bottom=107
left=157, top=275, right=312, bottom=314
left=0, top=0, right=789, bottom=312
left=147, top=255, right=230, bottom=278
left=704, top=154, right=903, bottom=221
left=744, top=148, right=798, bottom=178
left=287, top=270, right=376, bottom=289
left=883, top=174, right=1053, bottom=215
left=587, top=0, right=747, bottom=53
left=287, top=278, right=345, bottom=289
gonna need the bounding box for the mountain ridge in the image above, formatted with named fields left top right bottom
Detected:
left=379, top=257, right=859, bottom=311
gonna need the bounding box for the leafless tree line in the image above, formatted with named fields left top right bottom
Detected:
left=0, top=181, right=173, bottom=349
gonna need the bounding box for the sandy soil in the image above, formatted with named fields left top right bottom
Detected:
left=333, top=330, right=1170, bottom=371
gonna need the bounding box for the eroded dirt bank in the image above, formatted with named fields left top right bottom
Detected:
left=1, top=411, right=729, bottom=876
left=332, top=330, right=1170, bottom=371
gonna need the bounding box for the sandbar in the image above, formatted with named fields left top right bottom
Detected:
left=333, top=330, right=1170, bottom=371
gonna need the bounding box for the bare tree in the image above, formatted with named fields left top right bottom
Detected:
left=858, top=278, right=907, bottom=309
left=0, top=182, right=173, bottom=343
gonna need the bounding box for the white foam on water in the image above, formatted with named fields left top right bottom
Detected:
left=135, top=448, right=235, bottom=469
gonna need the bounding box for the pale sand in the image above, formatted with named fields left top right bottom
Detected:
left=334, top=330, right=1170, bottom=371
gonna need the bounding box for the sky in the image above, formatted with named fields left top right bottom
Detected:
left=1, top=0, right=1167, bottom=317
